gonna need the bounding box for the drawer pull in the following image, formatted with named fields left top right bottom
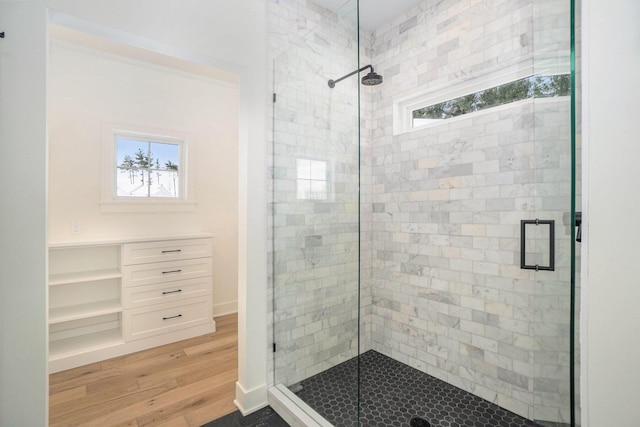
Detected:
left=162, top=314, right=183, bottom=320
left=161, top=249, right=182, bottom=253
left=162, top=269, right=182, bottom=274
left=162, top=289, right=183, bottom=295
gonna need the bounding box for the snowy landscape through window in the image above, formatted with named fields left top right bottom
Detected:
left=115, top=136, right=182, bottom=198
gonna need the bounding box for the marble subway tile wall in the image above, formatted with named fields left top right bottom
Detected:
left=370, top=102, right=572, bottom=422
left=368, top=0, right=572, bottom=423
left=533, top=0, right=572, bottom=75
left=268, top=0, right=366, bottom=387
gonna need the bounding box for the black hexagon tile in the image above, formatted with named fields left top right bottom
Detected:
left=294, top=350, right=549, bottom=427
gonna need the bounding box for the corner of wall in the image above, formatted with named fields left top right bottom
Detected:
left=234, top=381, right=269, bottom=415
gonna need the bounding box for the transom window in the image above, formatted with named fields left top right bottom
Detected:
left=412, top=74, right=570, bottom=128
left=115, top=134, right=183, bottom=198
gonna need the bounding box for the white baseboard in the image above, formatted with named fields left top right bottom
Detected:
left=234, top=381, right=268, bottom=416
left=213, top=300, right=237, bottom=317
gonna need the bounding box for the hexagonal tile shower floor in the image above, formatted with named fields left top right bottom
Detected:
left=293, top=350, right=542, bottom=427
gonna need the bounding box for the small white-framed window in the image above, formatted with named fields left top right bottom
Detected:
left=115, top=135, right=183, bottom=198
left=296, top=158, right=328, bottom=200
left=101, top=123, right=195, bottom=212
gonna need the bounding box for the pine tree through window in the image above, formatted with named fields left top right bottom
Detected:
left=115, top=136, right=182, bottom=198
left=412, top=74, right=570, bottom=128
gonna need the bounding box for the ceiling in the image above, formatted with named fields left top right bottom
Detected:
left=312, top=0, right=423, bottom=31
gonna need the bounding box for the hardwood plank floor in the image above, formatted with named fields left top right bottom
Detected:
left=49, top=314, right=238, bottom=427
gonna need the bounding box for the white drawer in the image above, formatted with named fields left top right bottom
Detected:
left=123, top=297, right=212, bottom=341
left=122, top=238, right=212, bottom=265
left=122, top=258, right=212, bottom=287
left=123, top=277, right=211, bottom=309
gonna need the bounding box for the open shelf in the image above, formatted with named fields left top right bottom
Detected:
left=48, top=236, right=214, bottom=372
left=49, top=269, right=122, bottom=286
left=49, top=299, right=122, bottom=324
left=49, top=328, right=123, bottom=360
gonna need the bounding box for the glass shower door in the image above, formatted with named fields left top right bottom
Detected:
left=269, top=0, right=578, bottom=425
left=271, top=0, right=361, bottom=424
left=529, top=0, right=577, bottom=424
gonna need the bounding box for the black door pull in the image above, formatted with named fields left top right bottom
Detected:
left=575, top=212, right=582, bottom=243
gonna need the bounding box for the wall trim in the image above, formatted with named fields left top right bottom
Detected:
left=212, top=300, right=238, bottom=317
left=580, top=1, right=590, bottom=425
left=234, top=381, right=269, bottom=416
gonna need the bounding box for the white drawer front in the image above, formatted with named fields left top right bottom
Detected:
left=122, top=258, right=212, bottom=287
left=123, top=297, right=212, bottom=341
left=123, top=238, right=212, bottom=265
left=123, top=277, right=211, bottom=309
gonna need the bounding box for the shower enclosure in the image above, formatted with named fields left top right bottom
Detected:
left=270, top=0, right=578, bottom=426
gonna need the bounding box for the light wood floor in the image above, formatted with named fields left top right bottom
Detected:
left=49, top=314, right=238, bottom=427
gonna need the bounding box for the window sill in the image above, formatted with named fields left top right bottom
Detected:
left=99, top=200, right=197, bottom=213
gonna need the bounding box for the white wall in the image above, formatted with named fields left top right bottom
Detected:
left=0, top=3, right=49, bottom=426
left=48, top=41, right=239, bottom=316
left=0, top=1, right=269, bottom=425
left=582, top=0, right=640, bottom=425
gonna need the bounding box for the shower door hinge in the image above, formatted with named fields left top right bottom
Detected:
left=273, top=343, right=276, bottom=353
left=273, top=93, right=276, bottom=103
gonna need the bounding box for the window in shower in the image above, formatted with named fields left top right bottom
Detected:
left=296, top=158, right=328, bottom=200
left=412, top=74, right=570, bottom=127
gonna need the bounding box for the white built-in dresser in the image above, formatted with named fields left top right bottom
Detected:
left=48, top=234, right=215, bottom=373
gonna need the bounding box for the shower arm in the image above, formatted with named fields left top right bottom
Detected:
left=328, top=65, right=374, bottom=88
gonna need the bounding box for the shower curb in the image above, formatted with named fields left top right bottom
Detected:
left=268, top=384, right=333, bottom=427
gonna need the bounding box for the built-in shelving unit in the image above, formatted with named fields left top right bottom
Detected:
left=48, top=235, right=215, bottom=373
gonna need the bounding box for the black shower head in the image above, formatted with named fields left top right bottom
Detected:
left=361, top=70, right=383, bottom=86
left=328, top=64, right=383, bottom=88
